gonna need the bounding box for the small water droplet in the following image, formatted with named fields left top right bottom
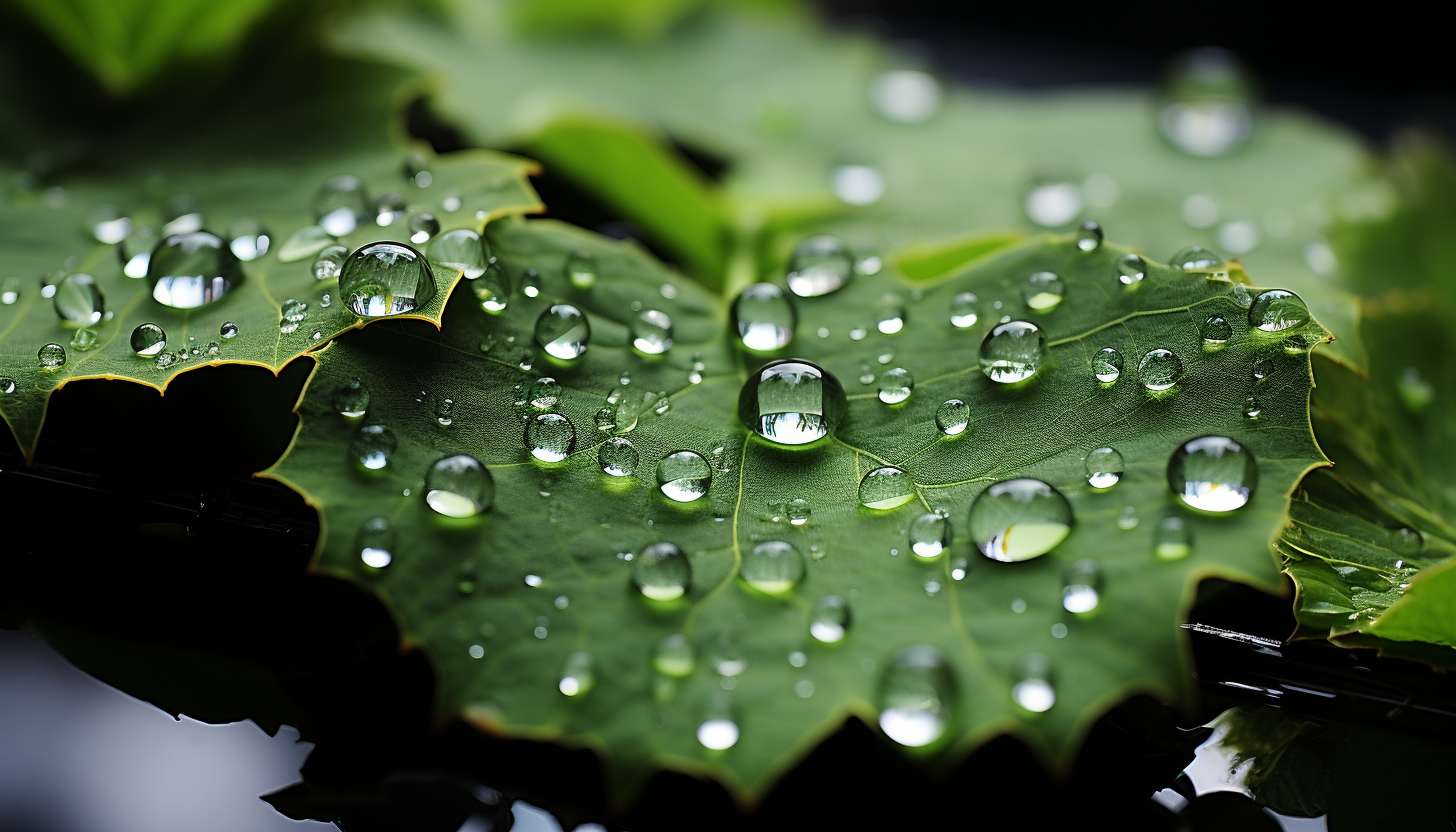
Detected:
left=1153, top=515, right=1194, bottom=560
left=350, top=424, right=396, bottom=471
left=969, top=478, right=1073, bottom=562
left=161, top=195, right=203, bottom=235
left=524, top=574, right=543, bottom=587
left=1138, top=348, right=1183, bottom=391
left=36, top=343, right=65, bottom=370
left=594, top=407, right=616, bottom=432
left=949, top=292, right=979, bottom=328
left=220, top=322, right=238, bottom=339
left=1114, top=252, right=1146, bottom=286
left=408, top=212, right=439, bottom=244
left=657, top=450, right=711, bottom=502
left=1158, top=48, right=1253, bottom=158
left=357, top=517, right=395, bottom=569
left=1181, top=194, right=1220, bottom=229
left=1093, top=347, right=1123, bottom=384
left=312, top=245, right=348, bottom=281
left=738, top=359, right=846, bottom=446
left=374, top=192, right=405, bottom=226
left=473, top=258, right=510, bottom=313
left=875, top=296, right=906, bottom=335
left=1252, top=357, right=1274, bottom=382
left=68, top=328, right=98, bottom=352
left=935, top=399, right=970, bottom=436
left=1085, top=447, right=1124, bottom=489
left=1011, top=654, right=1056, bottom=712
left=981, top=320, right=1046, bottom=383
left=0, top=277, right=19, bottom=305
left=810, top=595, right=851, bottom=643
left=831, top=164, right=885, bottom=206
left=1022, top=271, right=1065, bottom=312
left=332, top=378, right=369, bottom=418
left=427, top=229, right=487, bottom=279
left=559, top=651, right=595, bottom=697
left=869, top=68, right=942, bottom=123
left=1201, top=314, right=1233, bottom=347
left=1076, top=220, right=1103, bottom=252
left=424, top=455, right=492, bottom=517
left=741, top=541, right=804, bottom=595
left=653, top=634, right=695, bottom=677
left=1170, top=245, right=1222, bottom=272
left=788, top=651, right=808, bottom=668
left=1117, top=506, right=1139, bottom=530
left=878, top=644, right=953, bottom=747
left=468, top=644, right=485, bottom=659
left=633, top=541, right=691, bottom=601
left=877, top=367, right=914, bottom=404
left=1242, top=395, right=1262, bottom=420
left=0, top=378, right=15, bottom=394
left=1248, top=289, right=1310, bottom=332
left=130, top=323, right=166, bottom=356
left=859, top=466, right=915, bottom=511
left=1023, top=177, right=1083, bottom=227
left=599, top=436, right=639, bottom=477
left=526, top=412, right=576, bottom=462
left=909, top=511, right=951, bottom=559
left=558, top=249, right=598, bottom=288
left=281, top=298, right=308, bottom=323
left=1168, top=436, right=1256, bottom=512
left=733, top=283, right=796, bottom=351
left=1062, top=559, right=1101, bottom=613
left=696, top=691, right=739, bottom=750
left=52, top=273, right=104, bottom=325
left=528, top=377, right=562, bottom=410
left=314, top=175, right=370, bottom=236
left=850, top=327, right=867, bottom=341
left=226, top=217, right=270, bottom=261
left=632, top=309, right=673, bottom=355
left=341, top=241, right=434, bottom=317
left=534, top=304, right=590, bottom=360
left=155, top=353, right=176, bottom=369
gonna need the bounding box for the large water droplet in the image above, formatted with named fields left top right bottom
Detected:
left=130, top=323, right=166, bottom=356
left=786, top=236, right=853, bottom=298
left=149, top=231, right=243, bottom=309
left=632, top=309, right=673, bottom=355
left=350, top=424, right=396, bottom=471
left=1170, top=245, right=1222, bottom=272
left=935, top=399, right=970, bottom=436
left=633, top=541, right=691, bottom=600
left=980, top=320, right=1046, bottom=383
left=534, top=304, right=590, bottom=360
left=50, top=273, right=103, bottom=326
left=869, top=68, right=942, bottom=124
left=1154, top=516, right=1193, bottom=560
left=599, top=436, right=639, bottom=477
left=1061, top=559, right=1101, bottom=613
left=910, top=511, right=951, bottom=559
left=341, top=241, right=435, bottom=317
left=424, top=455, right=493, bottom=517
left=526, top=412, right=577, bottom=462
left=738, top=358, right=847, bottom=446
left=1138, top=348, right=1183, bottom=391
left=333, top=378, right=369, bottom=418
left=733, top=283, right=796, bottom=351
left=657, top=450, right=711, bottom=502
left=559, top=651, right=595, bottom=697
left=474, top=258, right=510, bottom=313
left=1158, top=48, right=1254, bottom=158
left=859, top=466, right=915, bottom=510
left=1023, top=178, right=1083, bottom=227
left=1011, top=654, right=1056, bottom=712
left=878, top=644, right=953, bottom=747
left=1085, top=447, right=1124, bottom=489
left=226, top=218, right=270, bottom=261
left=1201, top=314, right=1233, bottom=347
left=313, top=175, right=370, bottom=236
left=1093, top=347, right=1123, bottom=383
left=1022, top=271, right=1065, bottom=312
left=949, top=292, right=979, bottom=328
left=969, top=478, right=1073, bottom=562
left=877, top=367, right=914, bottom=404
left=312, top=244, right=348, bottom=281
left=354, top=517, right=395, bottom=569
left=653, top=633, right=695, bottom=676
left=427, top=229, right=487, bottom=279
left=1167, top=435, right=1257, bottom=512
left=1248, top=289, right=1310, bottom=332
left=1076, top=220, right=1103, bottom=252
left=741, top=541, right=804, bottom=595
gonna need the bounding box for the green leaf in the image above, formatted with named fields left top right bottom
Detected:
left=330, top=0, right=1375, bottom=370
left=267, top=217, right=1328, bottom=794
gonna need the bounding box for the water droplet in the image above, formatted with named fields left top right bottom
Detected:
left=226, top=218, right=270, bottom=261
left=784, top=498, right=811, bottom=526
left=424, top=455, right=493, bottom=517
left=789, top=650, right=808, bottom=668
left=281, top=298, right=308, bottom=324
left=1023, top=178, right=1083, bottom=227
left=425, top=228, right=486, bottom=279
left=869, top=68, right=942, bottom=123
left=741, top=541, right=804, bottom=595
left=312, top=244, right=348, bottom=281
left=1252, top=358, right=1274, bottom=382
left=1201, top=314, right=1233, bottom=347
left=69, top=328, right=98, bottom=352
left=1138, top=348, right=1183, bottom=391
left=1158, top=48, right=1253, bottom=158
left=859, top=466, right=915, bottom=511
left=732, top=283, right=796, bottom=351
left=350, top=424, right=396, bottom=471
left=593, top=407, right=617, bottom=432
left=785, top=236, right=853, bottom=298
left=1114, top=252, right=1146, bottom=286
left=1117, top=506, right=1139, bottom=530
left=528, top=377, right=561, bottom=409
left=1, top=277, right=19, bottom=305
left=831, top=163, right=885, bottom=206
left=1248, top=289, right=1310, bottom=332
left=553, top=249, right=598, bottom=289
left=1397, top=367, right=1434, bottom=413
left=1168, top=436, right=1257, bottom=512
left=980, top=320, right=1046, bottom=383
left=872, top=298, right=906, bottom=336
left=1181, top=194, right=1220, bottom=229
left=633, top=541, right=691, bottom=601
left=1092, top=347, right=1123, bottom=384
left=949, top=292, right=979, bottom=328
left=373, top=192, right=405, bottom=227
left=0, top=378, right=14, bottom=394
left=1076, top=220, right=1103, bottom=252
left=220, top=322, right=238, bottom=339
left=878, top=644, right=953, bottom=747
left=599, top=436, right=639, bottom=477
left=632, top=309, right=673, bottom=355
left=155, top=353, right=176, bottom=369
left=1011, top=654, right=1056, bottom=712
left=148, top=231, right=243, bottom=309
left=524, top=574, right=543, bottom=587
left=526, top=412, right=576, bottom=462
left=1022, top=271, right=1065, bottom=312
left=1154, top=515, right=1193, bottom=560
left=909, top=512, right=951, bottom=559
left=870, top=367, right=913, bottom=406
left=36, top=343, right=65, bottom=370
left=1170, top=245, right=1222, bottom=272
left=473, top=259, right=510, bottom=313
left=433, top=397, right=454, bottom=426
left=936, top=399, right=970, bottom=436
left=332, top=378, right=369, bottom=418
left=809, top=595, right=851, bottom=643
left=357, top=518, right=394, bottom=569
left=341, top=241, right=435, bottom=317
left=408, top=213, right=439, bottom=244
left=53, top=273, right=104, bottom=325
left=653, top=634, right=695, bottom=676
left=130, top=323, right=166, bottom=356
left=738, top=359, right=847, bottom=446
left=1084, top=447, right=1124, bottom=490
left=533, top=304, right=590, bottom=360
left=86, top=204, right=131, bottom=245
left=1242, top=395, right=1262, bottom=420
left=314, top=175, right=370, bottom=236
left=160, top=195, right=203, bottom=235
left=657, top=450, right=711, bottom=502
left=520, top=268, right=541, bottom=298
left=1062, top=560, right=1101, bottom=613
left=559, top=651, right=595, bottom=697
left=696, top=692, right=739, bottom=750
left=969, top=478, right=1073, bottom=562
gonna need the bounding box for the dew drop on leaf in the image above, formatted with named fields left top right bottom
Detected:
left=1115, top=252, right=1145, bottom=286
left=130, top=323, right=166, bottom=356
left=534, top=304, right=590, bottom=360
left=697, top=692, right=739, bottom=750
left=559, top=651, right=595, bottom=697
left=598, top=436, right=639, bottom=477
left=1137, top=348, right=1183, bottom=391
left=1158, top=48, right=1253, bottom=158
left=969, top=478, right=1073, bottom=562
left=313, top=175, right=370, bottom=236
left=341, top=241, right=435, bottom=317
left=1076, top=220, right=1103, bottom=252
left=424, top=454, right=493, bottom=517
left=740, top=540, right=804, bottom=595
left=36, top=343, right=65, bottom=370
left=868, top=69, right=942, bottom=124
left=653, top=634, right=695, bottom=677
left=1169, top=244, right=1222, bottom=272
left=474, top=259, right=511, bottom=313
left=408, top=212, right=439, bottom=244
left=631, top=309, right=673, bottom=355
left=0, top=277, right=19, bottom=304
left=732, top=283, right=796, bottom=352
left=809, top=595, right=851, bottom=643
left=949, top=292, right=978, bottom=328
left=859, top=466, right=915, bottom=510
left=787, top=498, right=811, bottom=525
left=877, top=367, right=913, bottom=404
left=1154, top=516, right=1193, bottom=560
left=1248, top=289, right=1310, bottom=332
left=656, top=450, right=711, bottom=502
left=529, top=377, right=561, bottom=409
left=333, top=377, right=369, bottom=418
left=564, top=249, right=598, bottom=288
left=53, top=273, right=104, bottom=325
left=1201, top=314, right=1233, bottom=347
left=980, top=320, right=1046, bottom=383
left=350, top=424, right=396, bottom=471
left=1022, top=271, right=1064, bottom=312
left=1085, top=447, right=1124, bottom=489
left=1093, top=347, right=1123, bottom=383
left=1023, top=177, right=1082, bottom=228
left=632, top=542, right=691, bottom=601
left=226, top=217, right=270, bottom=261
left=739, top=359, right=846, bottom=446
left=935, top=399, right=970, bottom=436
left=428, top=228, right=487, bottom=279
left=875, top=296, right=906, bottom=334
left=784, top=236, right=852, bottom=298
left=1061, top=559, right=1102, bottom=613
left=373, top=191, right=405, bottom=227
left=878, top=644, right=953, bottom=747
left=526, top=412, right=576, bottom=463
left=1167, top=435, right=1256, bottom=512
left=0, top=378, right=15, bottom=394
left=1011, top=653, right=1056, bottom=713
left=357, top=517, right=395, bottom=569
left=149, top=231, right=242, bottom=309
left=909, top=511, right=951, bottom=559
left=312, top=244, right=348, bottom=281
left=69, top=328, right=98, bottom=352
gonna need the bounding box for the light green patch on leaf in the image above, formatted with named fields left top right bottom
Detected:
left=268, top=216, right=1329, bottom=796
left=893, top=231, right=1026, bottom=282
